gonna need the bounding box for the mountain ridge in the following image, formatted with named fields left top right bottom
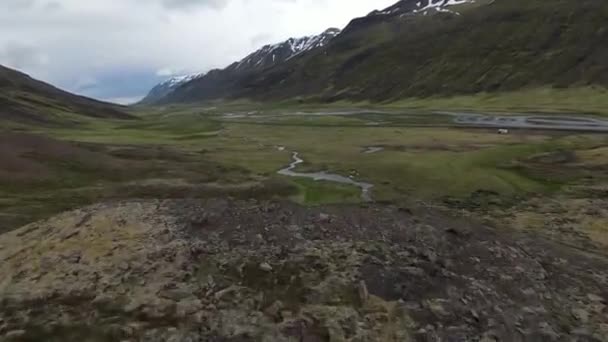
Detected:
left=141, top=28, right=341, bottom=104
left=139, top=73, right=204, bottom=105
left=0, top=64, right=132, bottom=125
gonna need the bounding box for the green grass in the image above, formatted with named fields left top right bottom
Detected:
left=0, top=136, right=261, bottom=232
left=137, top=86, right=608, bottom=119
left=4, top=102, right=608, bottom=232
left=388, top=87, right=608, bottom=117
left=289, top=178, right=361, bottom=205
left=40, top=115, right=223, bottom=146
left=188, top=120, right=604, bottom=201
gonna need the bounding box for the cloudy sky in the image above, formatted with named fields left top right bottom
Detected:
left=0, top=0, right=394, bottom=103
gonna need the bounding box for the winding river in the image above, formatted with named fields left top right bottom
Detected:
left=278, top=152, right=374, bottom=201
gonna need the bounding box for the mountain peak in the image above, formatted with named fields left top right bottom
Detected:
left=323, top=27, right=342, bottom=35
left=229, top=28, right=341, bottom=73
left=370, top=0, right=473, bottom=17
left=139, top=73, right=204, bottom=104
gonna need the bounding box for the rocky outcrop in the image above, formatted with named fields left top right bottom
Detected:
left=0, top=199, right=606, bottom=341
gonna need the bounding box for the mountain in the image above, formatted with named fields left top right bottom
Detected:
left=142, top=28, right=341, bottom=104
left=160, top=0, right=608, bottom=103
left=231, top=27, right=342, bottom=72
left=0, top=65, right=132, bottom=125
left=368, top=0, right=472, bottom=17
left=139, top=74, right=203, bottom=105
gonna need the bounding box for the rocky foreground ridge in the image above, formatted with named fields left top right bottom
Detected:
left=0, top=199, right=606, bottom=341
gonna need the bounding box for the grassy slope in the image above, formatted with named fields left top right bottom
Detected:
left=327, top=0, right=608, bottom=100
left=0, top=65, right=132, bottom=125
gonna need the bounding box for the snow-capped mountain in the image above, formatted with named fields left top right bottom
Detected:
left=369, top=0, right=473, bottom=17
left=342, top=0, right=474, bottom=35
left=141, top=28, right=340, bottom=104
left=231, top=28, right=341, bottom=72
left=139, top=73, right=203, bottom=104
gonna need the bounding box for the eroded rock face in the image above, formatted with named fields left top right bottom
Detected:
left=0, top=199, right=606, bottom=341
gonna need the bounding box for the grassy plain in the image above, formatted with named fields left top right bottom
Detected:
left=2, top=103, right=608, bottom=248
left=388, top=87, right=608, bottom=117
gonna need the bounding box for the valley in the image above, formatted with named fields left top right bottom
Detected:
left=2, top=0, right=608, bottom=340
left=4, top=103, right=608, bottom=251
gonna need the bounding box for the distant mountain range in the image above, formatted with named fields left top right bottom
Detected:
left=140, top=28, right=341, bottom=104
left=0, top=64, right=131, bottom=125
left=141, top=0, right=608, bottom=105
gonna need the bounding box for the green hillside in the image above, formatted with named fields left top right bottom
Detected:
left=163, top=0, right=608, bottom=104
left=0, top=65, right=132, bottom=126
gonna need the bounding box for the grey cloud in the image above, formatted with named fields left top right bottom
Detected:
left=1, top=0, right=62, bottom=11
left=0, top=42, right=48, bottom=70
left=161, top=0, right=229, bottom=10
left=160, top=0, right=301, bottom=10
left=250, top=33, right=273, bottom=46
left=3, top=0, right=37, bottom=9
left=44, top=1, right=63, bottom=11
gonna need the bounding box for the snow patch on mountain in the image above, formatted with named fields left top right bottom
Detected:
left=412, top=0, right=471, bottom=14
left=159, top=73, right=205, bottom=88
left=371, top=0, right=474, bottom=17
left=235, top=28, right=341, bottom=70
left=139, top=72, right=205, bottom=104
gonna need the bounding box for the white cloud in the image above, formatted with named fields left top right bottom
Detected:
left=156, top=67, right=184, bottom=77
left=0, top=0, right=396, bottom=100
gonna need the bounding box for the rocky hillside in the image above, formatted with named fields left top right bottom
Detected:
left=143, top=28, right=341, bottom=104
left=0, top=65, right=131, bottom=125
left=231, top=28, right=342, bottom=72
left=0, top=199, right=606, bottom=341
left=159, top=0, right=608, bottom=103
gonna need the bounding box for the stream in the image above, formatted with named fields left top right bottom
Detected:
left=277, top=152, right=374, bottom=201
